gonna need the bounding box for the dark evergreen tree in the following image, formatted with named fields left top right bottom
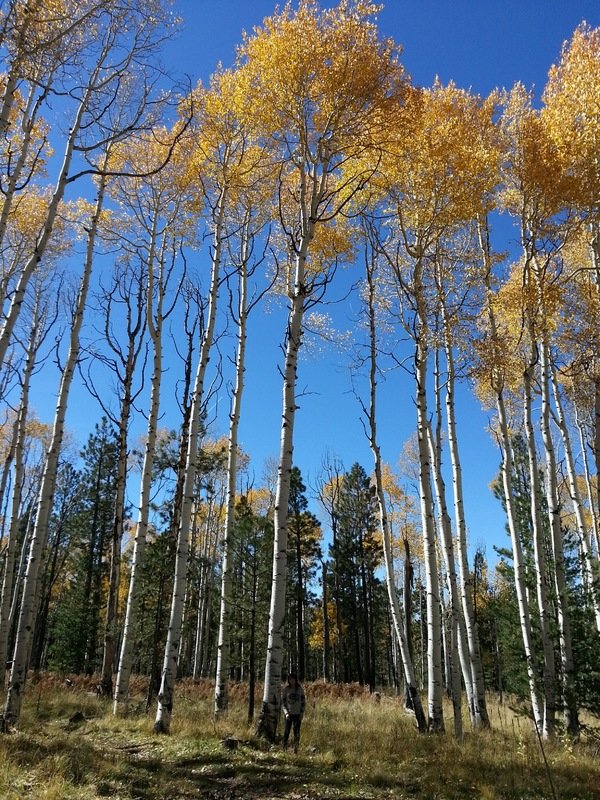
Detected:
left=329, top=463, right=382, bottom=690
left=47, top=419, right=118, bottom=674
left=286, top=467, right=322, bottom=681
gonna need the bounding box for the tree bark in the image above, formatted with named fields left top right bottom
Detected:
left=215, top=238, right=249, bottom=713
left=154, top=187, right=226, bottom=734
left=1, top=171, right=106, bottom=728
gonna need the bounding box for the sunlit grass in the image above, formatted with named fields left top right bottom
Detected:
left=0, top=676, right=599, bottom=799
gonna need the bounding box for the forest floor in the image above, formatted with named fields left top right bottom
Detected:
left=1, top=676, right=600, bottom=800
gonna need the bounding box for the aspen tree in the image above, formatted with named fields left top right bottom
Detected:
left=237, top=0, right=406, bottom=740
left=543, top=23, right=600, bottom=561
left=474, top=217, right=544, bottom=732
left=360, top=230, right=427, bottom=731
left=0, top=285, right=51, bottom=686
left=154, top=70, right=244, bottom=732
left=1, top=164, right=109, bottom=728
left=374, top=82, right=498, bottom=731
left=432, top=241, right=491, bottom=728
left=214, top=191, right=272, bottom=712
left=91, top=258, right=147, bottom=698
left=0, top=0, right=177, bottom=372
left=113, top=130, right=190, bottom=713
left=500, top=82, right=581, bottom=736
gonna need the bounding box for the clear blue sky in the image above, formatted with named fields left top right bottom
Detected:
left=35, top=1, right=600, bottom=562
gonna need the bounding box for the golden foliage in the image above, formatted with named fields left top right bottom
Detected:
left=542, top=23, right=600, bottom=211
left=236, top=0, right=407, bottom=252
left=381, top=82, right=501, bottom=235
left=499, top=83, right=567, bottom=227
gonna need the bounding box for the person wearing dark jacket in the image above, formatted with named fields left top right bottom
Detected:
left=282, top=672, right=306, bottom=753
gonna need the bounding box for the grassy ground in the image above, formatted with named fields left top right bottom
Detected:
left=1, top=676, right=599, bottom=799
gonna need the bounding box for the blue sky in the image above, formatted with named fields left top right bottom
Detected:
left=33, top=1, right=600, bottom=561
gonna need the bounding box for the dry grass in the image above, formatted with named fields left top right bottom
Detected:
left=0, top=677, right=599, bottom=799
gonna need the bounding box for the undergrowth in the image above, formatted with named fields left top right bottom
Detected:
left=0, top=676, right=599, bottom=799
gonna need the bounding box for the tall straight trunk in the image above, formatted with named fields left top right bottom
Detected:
left=295, top=522, right=306, bottom=682
left=426, top=419, right=463, bottom=739
left=497, top=393, right=544, bottom=727
left=215, top=245, right=249, bottom=713
left=358, top=527, right=373, bottom=691
left=550, top=363, right=600, bottom=632
left=415, top=333, right=444, bottom=732
left=0, top=301, right=42, bottom=686
left=257, top=226, right=311, bottom=740
left=523, top=356, right=556, bottom=738
left=1, top=171, right=107, bottom=729
left=154, top=187, right=226, bottom=734
left=440, top=302, right=489, bottom=728
left=478, top=217, right=543, bottom=730
left=114, top=223, right=167, bottom=712
left=100, top=338, right=141, bottom=696
left=539, top=341, right=579, bottom=736
left=362, top=246, right=426, bottom=728
left=322, top=560, right=330, bottom=682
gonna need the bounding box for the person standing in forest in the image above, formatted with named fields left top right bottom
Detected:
left=282, top=673, right=306, bottom=753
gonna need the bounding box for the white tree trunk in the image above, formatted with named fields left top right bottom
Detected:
left=415, top=334, right=444, bottom=732
left=154, top=189, right=226, bottom=734
left=523, top=358, right=556, bottom=738
left=539, top=341, right=579, bottom=736
left=0, top=301, right=42, bottom=686
left=442, top=317, right=489, bottom=728
left=257, top=239, right=309, bottom=741
left=496, top=391, right=544, bottom=729
left=426, top=419, right=463, bottom=740
left=362, top=250, right=427, bottom=731
left=478, top=220, right=543, bottom=730
left=113, top=221, right=165, bottom=712
left=550, top=363, right=600, bottom=632
left=215, top=237, right=249, bottom=714
left=1, top=172, right=106, bottom=729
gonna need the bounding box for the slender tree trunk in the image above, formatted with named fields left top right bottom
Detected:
left=154, top=188, right=226, bottom=734
left=539, top=341, right=579, bottom=736
left=256, top=218, right=314, bottom=740
left=441, top=308, right=489, bottom=728
left=524, top=355, right=556, bottom=738
left=551, top=364, right=600, bottom=632
left=426, top=420, right=463, bottom=739
left=362, top=244, right=427, bottom=729
left=1, top=171, right=107, bottom=729
left=0, top=303, right=41, bottom=687
left=215, top=248, right=249, bottom=713
left=478, top=218, right=543, bottom=730
left=100, top=360, right=135, bottom=695
left=113, top=223, right=167, bottom=712
left=415, top=333, right=444, bottom=732
left=322, top=560, right=330, bottom=682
